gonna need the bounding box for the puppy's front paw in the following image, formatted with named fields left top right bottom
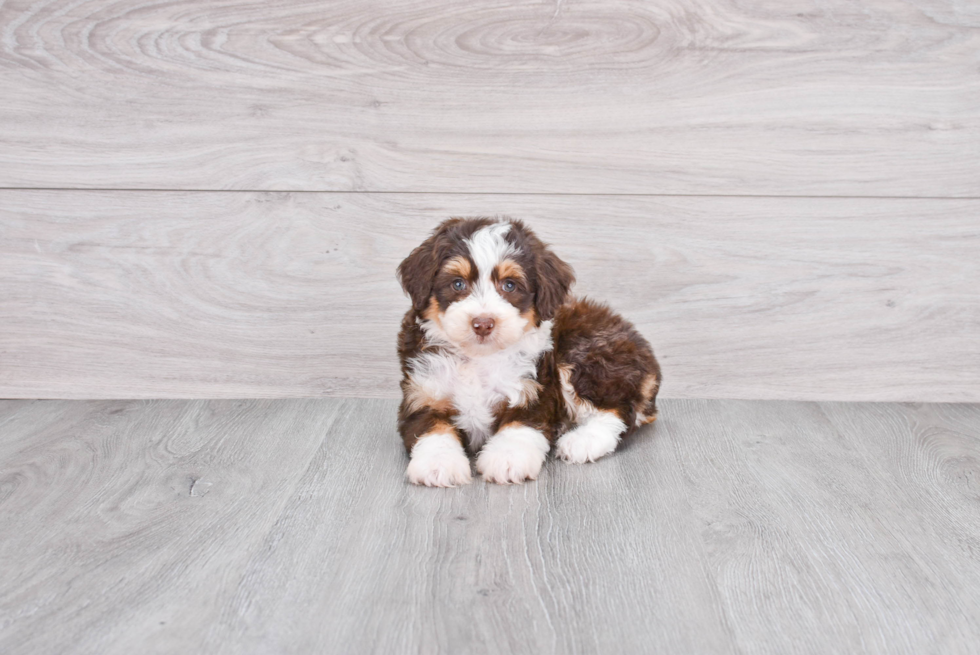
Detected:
left=406, top=433, right=472, bottom=487
left=476, top=425, right=550, bottom=484
left=556, top=411, right=626, bottom=464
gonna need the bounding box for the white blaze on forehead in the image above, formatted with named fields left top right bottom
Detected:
left=464, top=222, right=516, bottom=283
left=427, top=219, right=529, bottom=358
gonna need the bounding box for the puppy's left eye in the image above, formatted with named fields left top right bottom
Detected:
left=452, top=278, right=467, bottom=292
left=501, top=280, right=516, bottom=293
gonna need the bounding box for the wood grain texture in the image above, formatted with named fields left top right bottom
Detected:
left=2, top=191, right=978, bottom=401
left=1, top=0, right=978, bottom=196
left=1, top=398, right=979, bottom=654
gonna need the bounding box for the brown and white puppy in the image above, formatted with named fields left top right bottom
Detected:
left=396, top=218, right=661, bottom=486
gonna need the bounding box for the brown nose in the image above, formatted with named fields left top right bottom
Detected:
left=471, top=316, right=495, bottom=337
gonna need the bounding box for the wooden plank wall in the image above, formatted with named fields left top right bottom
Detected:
left=1, top=0, right=978, bottom=400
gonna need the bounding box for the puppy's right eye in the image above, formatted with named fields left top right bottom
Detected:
left=452, top=278, right=467, bottom=292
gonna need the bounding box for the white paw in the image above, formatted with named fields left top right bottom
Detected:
left=556, top=411, right=626, bottom=464
left=476, top=425, right=550, bottom=484
left=406, top=433, right=472, bottom=487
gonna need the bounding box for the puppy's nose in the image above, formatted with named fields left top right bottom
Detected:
left=472, top=316, right=495, bottom=337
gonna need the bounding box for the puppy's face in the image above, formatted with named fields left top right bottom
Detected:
left=398, top=219, right=575, bottom=356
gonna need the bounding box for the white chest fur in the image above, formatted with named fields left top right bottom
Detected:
left=409, top=321, right=553, bottom=450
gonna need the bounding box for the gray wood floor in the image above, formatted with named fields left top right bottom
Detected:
left=2, top=397, right=979, bottom=654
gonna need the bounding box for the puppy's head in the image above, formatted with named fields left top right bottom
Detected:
left=398, top=218, right=575, bottom=355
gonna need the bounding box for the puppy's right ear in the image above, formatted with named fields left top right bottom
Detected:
left=397, top=220, right=458, bottom=311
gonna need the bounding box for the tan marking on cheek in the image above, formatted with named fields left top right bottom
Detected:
left=422, top=296, right=443, bottom=326
left=495, top=259, right=526, bottom=282
left=442, top=255, right=473, bottom=280
left=404, top=378, right=454, bottom=415
left=640, top=374, right=660, bottom=402
left=520, top=307, right=539, bottom=331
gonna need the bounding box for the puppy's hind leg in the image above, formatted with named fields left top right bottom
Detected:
left=556, top=409, right=627, bottom=464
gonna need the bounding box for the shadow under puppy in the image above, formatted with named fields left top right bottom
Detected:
left=397, top=218, right=661, bottom=486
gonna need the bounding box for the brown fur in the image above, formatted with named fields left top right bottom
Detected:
left=422, top=297, right=442, bottom=325
left=551, top=298, right=662, bottom=433
left=396, top=218, right=661, bottom=456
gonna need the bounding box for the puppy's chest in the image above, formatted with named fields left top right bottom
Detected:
left=412, top=349, right=541, bottom=447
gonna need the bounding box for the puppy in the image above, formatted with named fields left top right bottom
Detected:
left=396, top=218, right=661, bottom=486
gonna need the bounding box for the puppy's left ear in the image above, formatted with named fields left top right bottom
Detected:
left=397, top=220, right=458, bottom=311
left=534, top=246, right=575, bottom=321
left=397, top=236, right=440, bottom=311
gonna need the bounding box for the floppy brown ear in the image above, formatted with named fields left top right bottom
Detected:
left=534, top=246, right=575, bottom=320
left=397, top=220, right=459, bottom=311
